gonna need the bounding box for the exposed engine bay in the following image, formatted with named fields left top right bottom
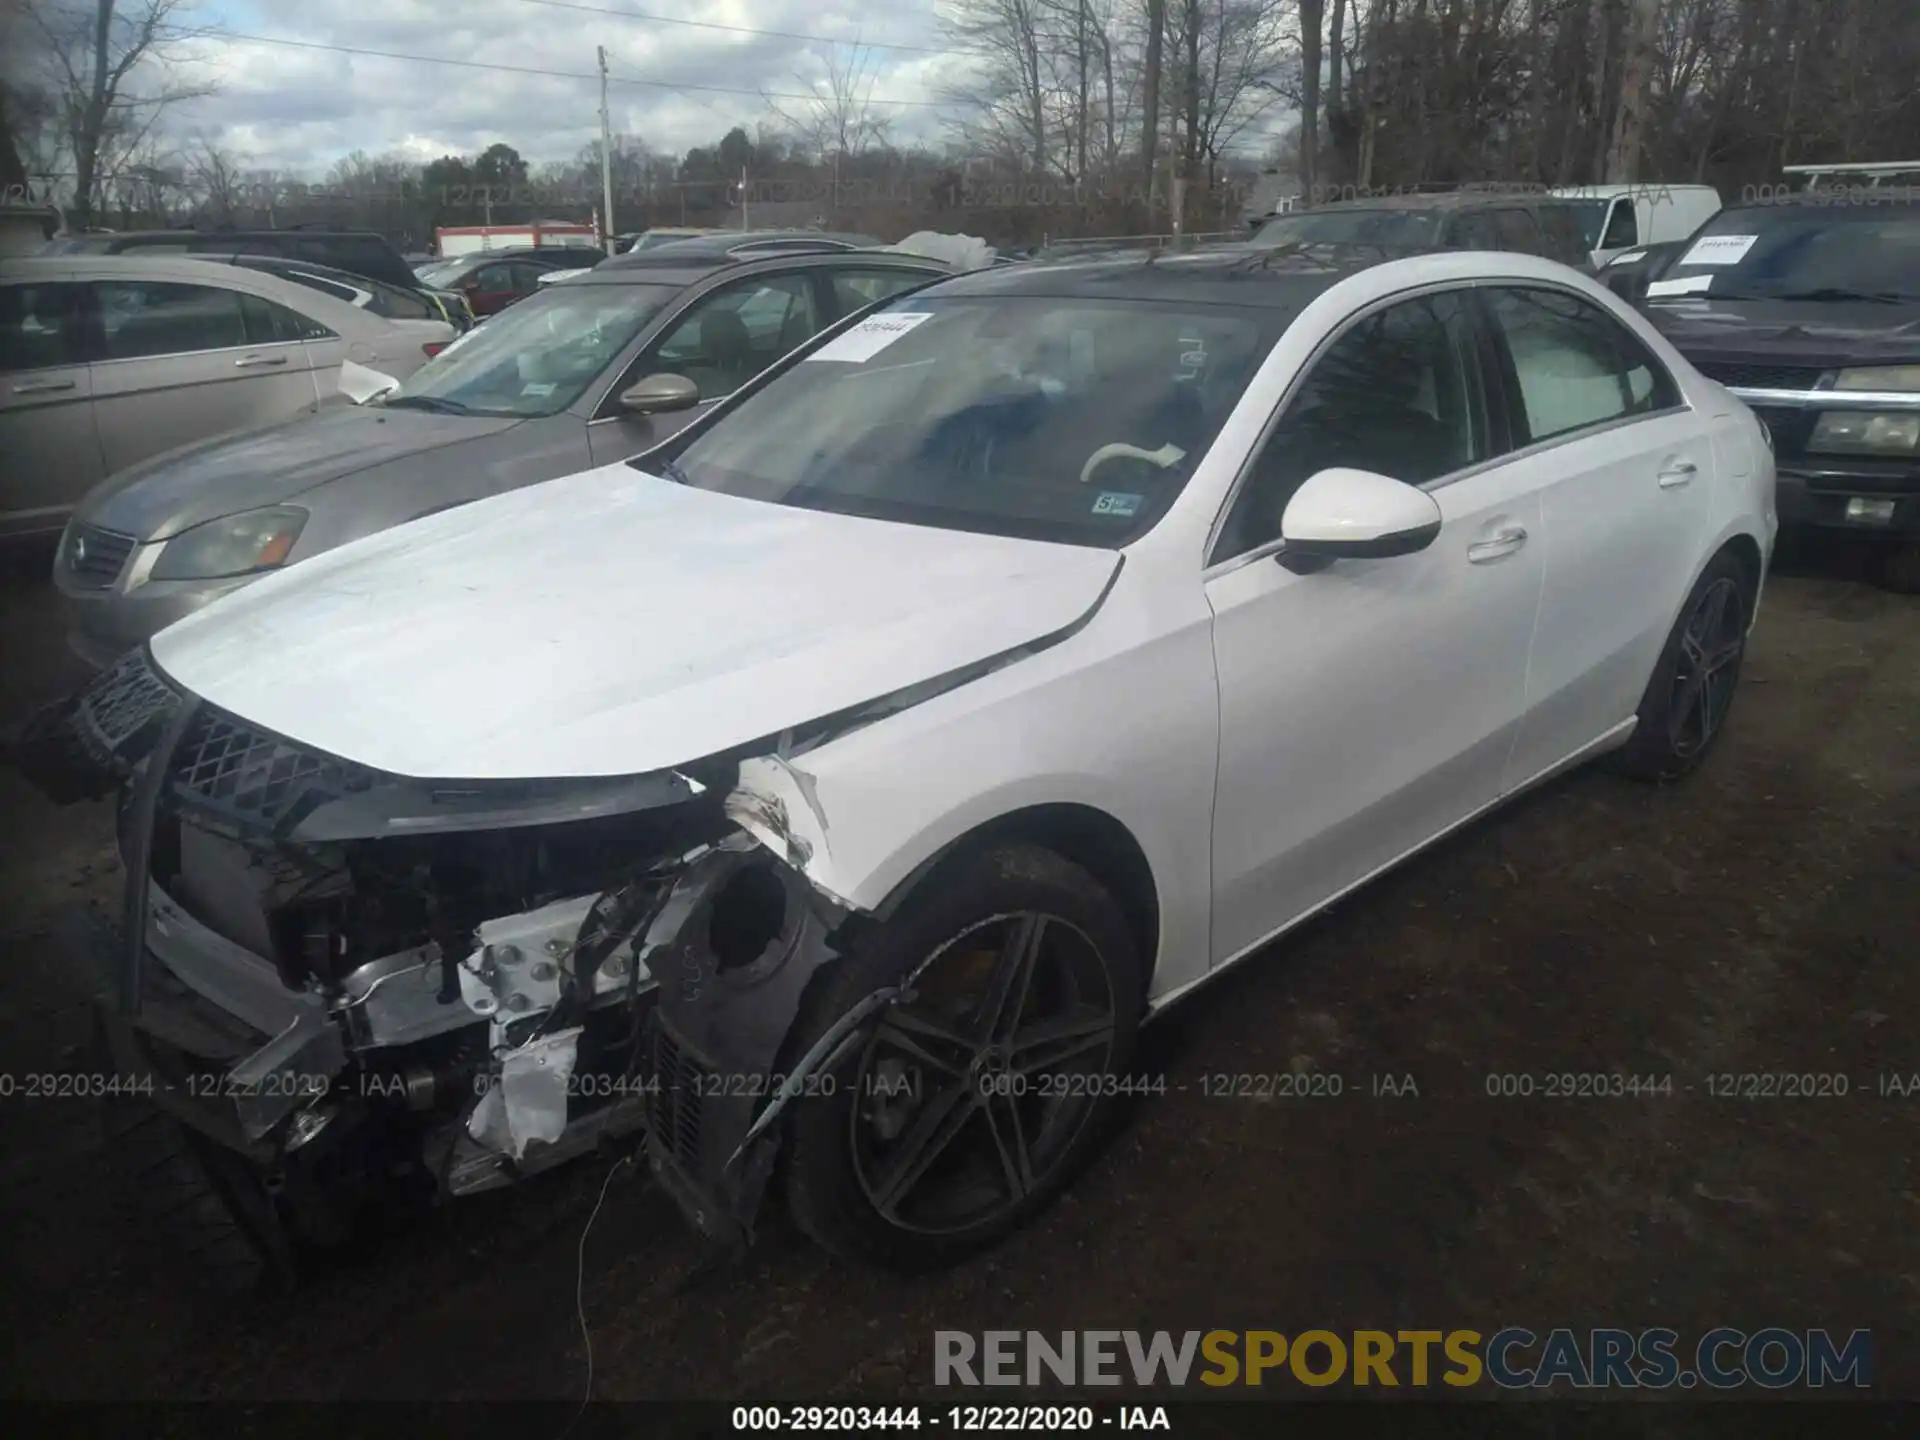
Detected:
left=14, top=645, right=876, bottom=1264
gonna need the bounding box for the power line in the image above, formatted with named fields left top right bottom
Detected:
left=200, top=28, right=954, bottom=108
left=505, top=0, right=974, bottom=59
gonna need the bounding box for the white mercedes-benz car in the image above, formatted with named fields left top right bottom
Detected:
left=21, top=246, right=1775, bottom=1288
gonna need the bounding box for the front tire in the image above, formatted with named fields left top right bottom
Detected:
left=784, top=843, right=1142, bottom=1272
left=1610, top=550, right=1751, bottom=782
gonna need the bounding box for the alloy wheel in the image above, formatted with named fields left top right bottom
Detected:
left=1668, top=575, right=1745, bottom=757
left=849, top=912, right=1117, bottom=1235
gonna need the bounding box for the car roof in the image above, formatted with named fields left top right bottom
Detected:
left=0, top=253, right=392, bottom=326
left=1713, top=191, right=1920, bottom=216
left=1549, top=183, right=1719, bottom=199
left=1298, top=191, right=1583, bottom=214
left=571, top=248, right=948, bottom=288
left=602, top=230, right=882, bottom=264
left=916, top=245, right=1404, bottom=308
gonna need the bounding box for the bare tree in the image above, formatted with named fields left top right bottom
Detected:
left=765, top=44, right=895, bottom=167
left=1298, top=0, right=1324, bottom=196
left=184, top=128, right=238, bottom=220
left=21, top=0, right=218, bottom=226
left=1603, top=0, right=1660, bottom=180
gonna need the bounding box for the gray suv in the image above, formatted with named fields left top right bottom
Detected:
left=55, top=245, right=948, bottom=667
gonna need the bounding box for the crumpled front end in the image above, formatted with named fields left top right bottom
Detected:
left=12, top=645, right=870, bottom=1250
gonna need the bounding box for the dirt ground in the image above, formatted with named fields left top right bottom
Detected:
left=1, top=533, right=1915, bottom=1403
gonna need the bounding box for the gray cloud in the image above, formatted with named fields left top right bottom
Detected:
left=175, top=0, right=967, bottom=173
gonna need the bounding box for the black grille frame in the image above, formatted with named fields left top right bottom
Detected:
left=61, top=523, right=138, bottom=589
left=1692, top=361, right=1832, bottom=393
left=168, top=705, right=383, bottom=837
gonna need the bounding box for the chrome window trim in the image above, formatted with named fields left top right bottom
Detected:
left=1203, top=274, right=1693, bottom=575
left=1728, top=386, right=1920, bottom=411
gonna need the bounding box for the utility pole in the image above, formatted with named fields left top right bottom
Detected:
left=597, top=45, right=616, bottom=245
left=740, top=165, right=749, bottom=230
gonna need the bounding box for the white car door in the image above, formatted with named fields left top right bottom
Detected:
left=1204, top=287, right=1547, bottom=966
left=1474, top=284, right=1718, bottom=791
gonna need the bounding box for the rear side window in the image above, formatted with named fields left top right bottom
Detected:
left=1448, top=210, right=1500, bottom=249
left=239, top=292, right=333, bottom=343
left=1538, top=206, right=1592, bottom=262
left=1492, top=208, right=1544, bottom=254
left=0, top=282, right=88, bottom=372
left=1483, top=286, right=1680, bottom=444
left=829, top=268, right=933, bottom=314
left=95, top=281, right=250, bottom=360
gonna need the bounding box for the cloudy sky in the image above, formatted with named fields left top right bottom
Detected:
left=167, top=0, right=972, bottom=175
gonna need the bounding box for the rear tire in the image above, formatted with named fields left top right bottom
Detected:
left=1610, top=550, right=1752, bottom=782
left=784, top=843, right=1142, bottom=1272
left=1875, top=542, right=1920, bottom=595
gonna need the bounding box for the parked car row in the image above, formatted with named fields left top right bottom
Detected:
left=15, top=238, right=1778, bottom=1293
left=1, top=254, right=454, bottom=542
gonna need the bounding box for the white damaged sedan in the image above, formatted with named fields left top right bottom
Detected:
left=21, top=247, right=1775, bottom=1285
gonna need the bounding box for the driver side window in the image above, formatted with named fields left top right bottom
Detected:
left=1211, top=289, right=1488, bottom=565
left=646, top=274, right=820, bottom=401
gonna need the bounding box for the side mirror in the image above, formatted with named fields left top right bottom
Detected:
left=617, top=372, right=701, bottom=415
left=1279, top=467, right=1442, bottom=561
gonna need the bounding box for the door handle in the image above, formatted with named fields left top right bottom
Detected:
left=12, top=378, right=77, bottom=394
left=1468, top=526, right=1528, bottom=563
left=1657, top=459, right=1698, bottom=488
left=233, top=354, right=289, bottom=369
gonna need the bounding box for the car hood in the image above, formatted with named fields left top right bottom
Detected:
left=1645, top=297, right=1920, bottom=371
left=77, top=405, right=523, bottom=541
left=148, top=464, right=1122, bottom=780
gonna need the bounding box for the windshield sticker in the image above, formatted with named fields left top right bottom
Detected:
left=520, top=381, right=557, bottom=397
left=1645, top=275, right=1715, bottom=298
left=806, top=312, right=935, bottom=363
left=1092, top=491, right=1144, bottom=518
left=1678, top=234, right=1758, bottom=266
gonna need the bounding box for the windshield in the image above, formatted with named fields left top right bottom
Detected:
left=1253, top=208, right=1443, bottom=247
left=1651, top=204, right=1920, bottom=301
left=380, top=282, right=675, bottom=418
left=1563, top=200, right=1610, bottom=247
left=656, top=296, right=1280, bottom=547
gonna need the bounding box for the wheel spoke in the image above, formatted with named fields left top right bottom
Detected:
left=1010, top=1008, right=1114, bottom=1076
left=872, top=1007, right=974, bottom=1077
left=1671, top=669, right=1707, bottom=746
left=1695, top=666, right=1719, bottom=741
left=867, top=1079, right=978, bottom=1219
left=980, top=1092, right=1035, bottom=1200
left=1700, top=583, right=1730, bottom=643
left=1703, top=636, right=1744, bottom=674
left=977, top=915, right=1046, bottom=1044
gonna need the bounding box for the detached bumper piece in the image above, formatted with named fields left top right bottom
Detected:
left=11, top=646, right=181, bottom=804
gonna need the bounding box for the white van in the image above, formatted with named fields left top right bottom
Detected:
left=1550, top=183, right=1723, bottom=269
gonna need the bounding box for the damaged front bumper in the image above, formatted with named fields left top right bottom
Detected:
left=12, top=645, right=875, bottom=1251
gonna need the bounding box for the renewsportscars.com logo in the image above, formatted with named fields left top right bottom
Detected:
left=933, top=1328, right=1873, bottom=1390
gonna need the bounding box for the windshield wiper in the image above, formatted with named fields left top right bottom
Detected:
left=379, top=394, right=480, bottom=415
left=655, top=456, right=692, bottom=485
left=1764, top=288, right=1908, bottom=304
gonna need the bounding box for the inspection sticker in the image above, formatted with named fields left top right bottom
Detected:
left=1645, top=275, right=1716, bottom=298
left=1677, top=233, right=1758, bottom=266
left=806, top=312, right=935, bottom=363
left=1092, top=491, right=1144, bottom=517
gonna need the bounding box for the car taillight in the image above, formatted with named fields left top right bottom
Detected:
left=423, top=342, right=447, bottom=357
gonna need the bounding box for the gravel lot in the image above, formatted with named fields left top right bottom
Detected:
left=1, top=533, right=1915, bottom=1401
